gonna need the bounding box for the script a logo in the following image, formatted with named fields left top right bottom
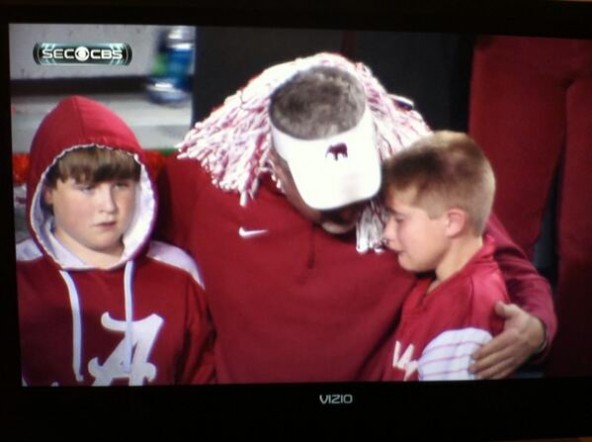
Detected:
left=319, top=393, right=354, bottom=405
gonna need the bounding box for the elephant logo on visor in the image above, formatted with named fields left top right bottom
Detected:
left=326, top=143, right=348, bottom=160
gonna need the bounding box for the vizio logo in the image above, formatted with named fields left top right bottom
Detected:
left=319, top=393, right=354, bottom=405
left=33, top=43, right=132, bottom=66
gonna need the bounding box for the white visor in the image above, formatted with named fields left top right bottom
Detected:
left=271, top=108, right=380, bottom=210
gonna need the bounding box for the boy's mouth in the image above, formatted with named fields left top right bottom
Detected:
left=96, top=220, right=117, bottom=227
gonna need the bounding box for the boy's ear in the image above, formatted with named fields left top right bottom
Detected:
left=444, top=208, right=467, bottom=238
left=42, top=186, right=54, bottom=206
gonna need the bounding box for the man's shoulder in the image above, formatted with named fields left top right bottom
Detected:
left=161, top=153, right=220, bottom=200
left=165, top=152, right=204, bottom=170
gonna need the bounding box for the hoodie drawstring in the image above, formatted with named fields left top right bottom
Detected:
left=59, top=260, right=135, bottom=383
left=59, top=270, right=84, bottom=382
left=123, top=260, right=134, bottom=374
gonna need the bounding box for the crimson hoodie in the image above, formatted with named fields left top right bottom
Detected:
left=17, top=96, right=215, bottom=386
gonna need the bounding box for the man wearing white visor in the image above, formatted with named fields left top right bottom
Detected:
left=268, top=66, right=380, bottom=235
left=271, top=67, right=379, bottom=205
left=157, top=52, right=556, bottom=383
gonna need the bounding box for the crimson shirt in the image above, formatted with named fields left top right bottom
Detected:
left=158, top=155, right=556, bottom=383
left=384, top=235, right=509, bottom=381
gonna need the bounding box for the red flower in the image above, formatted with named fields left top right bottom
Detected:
left=144, top=150, right=169, bottom=178
left=12, top=154, right=30, bottom=186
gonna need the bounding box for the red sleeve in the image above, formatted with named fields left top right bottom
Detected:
left=485, top=212, right=557, bottom=360
left=177, top=276, right=216, bottom=384
left=156, top=155, right=216, bottom=383
left=155, top=153, right=202, bottom=250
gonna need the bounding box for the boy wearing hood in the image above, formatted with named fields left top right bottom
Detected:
left=17, top=96, right=215, bottom=386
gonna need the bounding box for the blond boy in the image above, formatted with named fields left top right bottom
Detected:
left=381, top=131, right=510, bottom=381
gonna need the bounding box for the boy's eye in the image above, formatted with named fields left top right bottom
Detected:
left=76, top=184, right=94, bottom=192
left=114, top=181, right=131, bottom=189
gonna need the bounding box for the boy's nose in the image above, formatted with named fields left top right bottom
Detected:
left=382, top=217, right=398, bottom=248
left=97, top=185, right=117, bottom=212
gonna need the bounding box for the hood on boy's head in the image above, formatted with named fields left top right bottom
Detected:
left=26, top=95, right=157, bottom=270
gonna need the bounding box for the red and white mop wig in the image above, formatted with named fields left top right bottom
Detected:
left=177, top=52, right=431, bottom=252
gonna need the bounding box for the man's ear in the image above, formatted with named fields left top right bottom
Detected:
left=268, top=148, right=290, bottom=187
left=268, top=147, right=283, bottom=168
left=444, top=208, right=467, bottom=238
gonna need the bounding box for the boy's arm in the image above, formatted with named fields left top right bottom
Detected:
left=470, top=213, right=557, bottom=379
left=419, top=328, right=494, bottom=380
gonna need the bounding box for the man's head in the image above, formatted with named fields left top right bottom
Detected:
left=42, top=146, right=141, bottom=264
left=268, top=65, right=380, bottom=234
left=179, top=52, right=431, bottom=250
left=381, top=131, right=495, bottom=272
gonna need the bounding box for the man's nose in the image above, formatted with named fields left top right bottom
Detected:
left=329, top=203, right=364, bottom=221
left=337, top=206, right=358, bottom=220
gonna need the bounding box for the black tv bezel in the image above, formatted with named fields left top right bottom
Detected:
left=3, top=1, right=592, bottom=439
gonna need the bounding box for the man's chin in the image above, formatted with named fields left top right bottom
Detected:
left=320, top=220, right=357, bottom=235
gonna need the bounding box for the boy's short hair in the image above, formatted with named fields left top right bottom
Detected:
left=44, top=146, right=141, bottom=188
left=269, top=65, right=366, bottom=139
left=382, top=131, right=496, bottom=235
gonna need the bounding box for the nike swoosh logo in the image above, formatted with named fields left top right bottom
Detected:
left=238, top=227, right=268, bottom=238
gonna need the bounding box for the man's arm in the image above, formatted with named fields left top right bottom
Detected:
left=470, top=213, right=557, bottom=379
left=180, top=279, right=216, bottom=385
left=154, top=153, right=202, bottom=248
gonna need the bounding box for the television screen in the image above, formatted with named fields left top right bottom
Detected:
left=3, top=1, right=592, bottom=439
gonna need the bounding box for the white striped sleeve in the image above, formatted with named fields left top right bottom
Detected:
left=146, top=240, right=204, bottom=288
left=417, top=328, right=493, bottom=381
left=15, top=238, right=43, bottom=262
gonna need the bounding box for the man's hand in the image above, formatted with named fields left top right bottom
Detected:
left=469, top=302, right=545, bottom=379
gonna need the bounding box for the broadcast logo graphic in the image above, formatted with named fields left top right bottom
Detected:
left=33, top=43, right=132, bottom=65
